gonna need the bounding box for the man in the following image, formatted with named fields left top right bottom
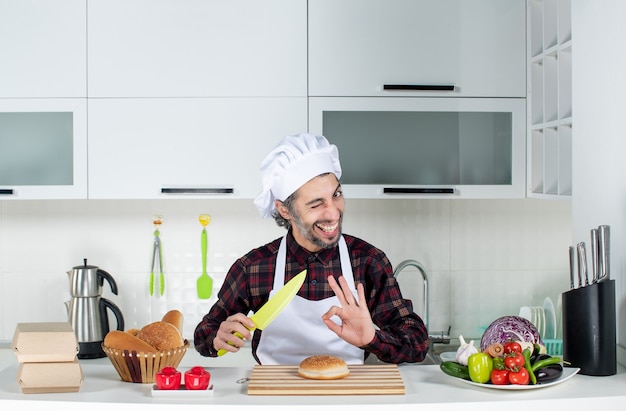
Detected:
left=194, top=133, right=429, bottom=364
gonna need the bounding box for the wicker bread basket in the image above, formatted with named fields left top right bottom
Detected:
left=102, top=340, right=189, bottom=383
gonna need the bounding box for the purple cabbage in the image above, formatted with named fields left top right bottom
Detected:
left=480, top=315, right=543, bottom=352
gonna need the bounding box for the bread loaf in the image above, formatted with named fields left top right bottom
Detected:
left=298, top=355, right=350, bottom=380
left=136, top=321, right=184, bottom=351
left=161, top=309, right=184, bottom=334
left=103, top=330, right=157, bottom=353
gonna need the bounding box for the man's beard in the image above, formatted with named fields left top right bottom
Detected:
left=291, top=210, right=343, bottom=250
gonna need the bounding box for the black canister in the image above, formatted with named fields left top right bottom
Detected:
left=561, top=279, right=616, bottom=376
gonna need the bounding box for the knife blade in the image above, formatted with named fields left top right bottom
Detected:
left=590, top=229, right=599, bottom=284
left=577, top=242, right=588, bottom=287
left=568, top=246, right=576, bottom=289
left=217, top=269, right=307, bottom=356
left=598, top=225, right=610, bottom=281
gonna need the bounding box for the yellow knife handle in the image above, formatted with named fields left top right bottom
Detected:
left=217, top=331, right=245, bottom=356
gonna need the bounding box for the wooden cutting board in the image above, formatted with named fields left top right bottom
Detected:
left=247, top=364, right=405, bottom=396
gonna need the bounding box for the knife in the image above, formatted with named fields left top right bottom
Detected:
left=217, top=269, right=307, bottom=356
left=576, top=242, right=588, bottom=287
left=590, top=229, right=599, bottom=283
left=568, top=246, right=575, bottom=289
left=597, top=225, right=610, bottom=282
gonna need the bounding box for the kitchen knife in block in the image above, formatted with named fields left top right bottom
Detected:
left=217, top=270, right=306, bottom=356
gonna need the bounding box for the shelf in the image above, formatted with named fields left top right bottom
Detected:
left=527, top=0, right=572, bottom=199
left=559, top=47, right=573, bottom=119
left=543, top=0, right=559, bottom=50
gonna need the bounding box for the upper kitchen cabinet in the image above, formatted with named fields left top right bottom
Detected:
left=527, top=0, right=572, bottom=198
left=87, top=98, right=307, bottom=199
left=87, top=0, right=307, bottom=98
left=0, top=0, right=87, bottom=98
left=0, top=99, right=88, bottom=199
left=308, top=0, right=526, bottom=98
left=309, top=97, right=526, bottom=199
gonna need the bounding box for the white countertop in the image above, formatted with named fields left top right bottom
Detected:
left=1, top=347, right=626, bottom=410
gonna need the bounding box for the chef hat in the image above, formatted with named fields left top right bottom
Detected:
left=253, top=133, right=342, bottom=218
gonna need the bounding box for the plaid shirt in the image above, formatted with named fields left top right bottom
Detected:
left=193, top=231, right=430, bottom=363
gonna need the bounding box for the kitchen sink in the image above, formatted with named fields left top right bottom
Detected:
left=364, top=340, right=461, bottom=366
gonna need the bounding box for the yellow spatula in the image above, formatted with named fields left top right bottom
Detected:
left=197, top=214, right=213, bottom=299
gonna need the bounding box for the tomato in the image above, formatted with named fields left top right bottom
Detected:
left=504, top=351, right=525, bottom=371
left=503, top=341, right=523, bottom=354
left=490, top=369, right=510, bottom=385
left=467, top=353, right=493, bottom=384
left=508, top=367, right=530, bottom=385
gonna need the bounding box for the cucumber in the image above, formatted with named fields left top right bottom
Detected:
left=440, top=361, right=470, bottom=380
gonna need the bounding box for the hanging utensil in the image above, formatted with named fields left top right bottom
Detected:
left=149, top=215, right=165, bottom=296
left=197, top=214, right=213, bottom=299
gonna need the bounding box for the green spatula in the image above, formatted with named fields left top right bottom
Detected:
left=197, top=214, right=213, bottom=299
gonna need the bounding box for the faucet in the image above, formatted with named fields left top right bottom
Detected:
left=393, top=259, right=450, bottom=345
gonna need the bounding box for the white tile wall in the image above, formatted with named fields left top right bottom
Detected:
left=0, top=198, right=572, bottom=343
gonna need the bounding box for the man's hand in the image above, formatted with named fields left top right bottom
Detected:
left=321, top=275, right=376, bottom=347
left=213, top=313, right=255, bottom=353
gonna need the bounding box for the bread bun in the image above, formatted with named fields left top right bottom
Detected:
left=161, top=309, right=184, bottom=334
left=298, top=355, right=350, bottom=380
left=126, top=328, right=140, bottom=337
left=104, top=330, right=156, bottom=353
left=136, top=321, right=184, bottom=351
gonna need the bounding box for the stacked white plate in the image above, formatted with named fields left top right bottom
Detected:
left=519, top=297, right=558, bottom=340
left=543, top=297, right=557, bottom=340
left=518, top=305, right=546, bottom=338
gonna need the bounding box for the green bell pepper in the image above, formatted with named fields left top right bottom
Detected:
left=467, top=352, right=493, bottom=383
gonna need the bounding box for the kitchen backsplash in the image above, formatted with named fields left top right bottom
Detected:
left=0, top=198, right=571, bottom=342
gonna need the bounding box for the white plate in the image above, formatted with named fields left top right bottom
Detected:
left=519, top=306, right=532, bottom=321
left=537, top=306, right=546, bottom=338
left=556, top=294, right=563, bottom=339
left=543, top=297, right=557, bottom=339
left=440, top=352, right=457, bottom=362
left=450, top=367, right=580, bottom=390
left=151, top=384, right=214, bottom=397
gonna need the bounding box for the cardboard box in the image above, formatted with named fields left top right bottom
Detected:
left=17, top=360, right=83, bottom=394
left=11, top=322, right=79, bottom=363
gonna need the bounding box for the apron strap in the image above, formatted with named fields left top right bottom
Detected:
left=273, top=235, right=356, bottom=291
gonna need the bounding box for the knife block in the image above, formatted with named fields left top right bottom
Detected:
left=561, top=280, right=616, bottom=376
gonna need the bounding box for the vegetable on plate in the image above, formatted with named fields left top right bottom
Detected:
left=455, top=335, right=479, bottom=366
left=480, top=316, right=543, bottom=352
left=508, top=367, right=530, bottom=385
left=467, top=352, right=493, bottom=384
left=440, top=361, right=471, bottom=380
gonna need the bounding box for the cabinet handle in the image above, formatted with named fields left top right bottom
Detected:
left=383, top=84, right=455, bottom=91
left=161, top=188, right=234, bottom=194
left=0, top=189, right=14, bottom=195
left=383, top=187, right=455, bottom=194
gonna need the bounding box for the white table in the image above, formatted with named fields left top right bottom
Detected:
left=1, top=347, right=625, bottom=411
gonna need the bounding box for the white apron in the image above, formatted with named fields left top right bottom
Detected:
left=255, top=235, right=365, bottom=365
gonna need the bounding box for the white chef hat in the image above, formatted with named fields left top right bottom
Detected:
left=253, top=133, right=342, bottom=218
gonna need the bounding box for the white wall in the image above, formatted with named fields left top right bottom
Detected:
left=572, top=0, right=626, bottom=364
left=0, top=198, right=571, bottom=344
